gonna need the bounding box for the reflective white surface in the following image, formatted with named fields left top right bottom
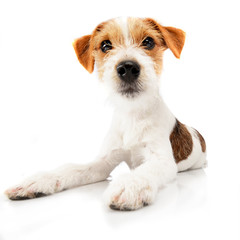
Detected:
left=1, top=166, right=239, bottom=240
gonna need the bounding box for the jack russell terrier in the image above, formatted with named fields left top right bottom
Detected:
left=5, top=17, right=207, bottom=211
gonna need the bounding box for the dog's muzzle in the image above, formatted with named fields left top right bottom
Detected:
left=116, top=60, right=143, bottom=98
left=116, top=61, right=140, bottom=83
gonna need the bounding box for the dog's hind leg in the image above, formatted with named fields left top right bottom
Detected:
left=5, top=149, right=128, bottom=200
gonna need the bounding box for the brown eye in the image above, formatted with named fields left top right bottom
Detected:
left=142, top=37, right=155, bottom=50
left=101, top=40, right=112, bottom=53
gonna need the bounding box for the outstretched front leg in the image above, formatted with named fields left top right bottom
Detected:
left=5, top=149, right=128, bottom=200
left=5, top=119, right=127, bottom=200
left=104, top=143, right=177, bottom=211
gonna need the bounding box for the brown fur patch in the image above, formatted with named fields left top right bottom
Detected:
left=194, top=129, right=206, bottom=152
left=72, top=35, right=94, bottom=73
left=170, top=119, right=193, bottom=163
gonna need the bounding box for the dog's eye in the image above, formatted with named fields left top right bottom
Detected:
left=101, top=40, right=112, bottom=53
left=142, top=37, right=155, bottom=50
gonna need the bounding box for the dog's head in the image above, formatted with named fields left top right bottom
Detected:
left=73, top=17, right=185, bottom=102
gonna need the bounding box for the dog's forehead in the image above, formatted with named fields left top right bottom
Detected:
left=93, top=17, right=159, bottom=46
left=114, top=17, right=129, bottom=43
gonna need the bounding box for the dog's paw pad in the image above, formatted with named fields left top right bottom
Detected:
left=8, top=192, right=46, bottom=201
left=5, top=186, right=47, bottom=200
left=109, top=203, right=132, bottom=211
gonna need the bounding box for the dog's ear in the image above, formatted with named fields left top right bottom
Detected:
left=158, top=25, right=186, bottom=58
left=72, top=35, right=94, bottom=73
left=146, top=18, right=186, bottom=58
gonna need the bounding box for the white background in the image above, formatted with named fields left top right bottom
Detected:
left=0, top=0, right=240, bottom=239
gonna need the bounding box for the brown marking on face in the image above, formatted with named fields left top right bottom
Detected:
left=170, top=119, right=193, bottom=163
left=127, top=18, right=166, bottom=75
left=91, top=19, right=126, bottom=79
left=194, top=129, right=206, bottom=152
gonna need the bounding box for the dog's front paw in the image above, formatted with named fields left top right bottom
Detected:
left=104, top=174, right=157, bottom=211
left=5, top=173, right=62, bottom=200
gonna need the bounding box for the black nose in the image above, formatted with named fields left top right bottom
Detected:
left=116, top=61, right=140, bottom=82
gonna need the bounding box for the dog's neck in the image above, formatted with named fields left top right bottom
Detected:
left=112, top=91, right=164, bottom=118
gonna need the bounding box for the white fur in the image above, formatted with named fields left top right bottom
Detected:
left=5, top=18, right=207, bottom=210
left=114, top=17, right=130, bottom=45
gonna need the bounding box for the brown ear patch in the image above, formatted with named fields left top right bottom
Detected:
left=194, top=129, right=206, bottom=152
left=158, top=26, right=185, bottom=59
left=72, top=35, right=94, bottom=73
left=170, top=119, right=193, bottom=163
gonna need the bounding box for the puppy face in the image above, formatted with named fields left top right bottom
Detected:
left=73, top=17, right=185, bottom=100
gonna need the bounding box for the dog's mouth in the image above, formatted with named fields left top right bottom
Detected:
left=118, top=81, right=143, bottom=98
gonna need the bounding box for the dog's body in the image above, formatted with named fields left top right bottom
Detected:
left=5, top=17, right=207, bottom=210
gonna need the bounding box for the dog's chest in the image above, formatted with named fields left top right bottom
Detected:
left=118, top=115, right=153, bottom=148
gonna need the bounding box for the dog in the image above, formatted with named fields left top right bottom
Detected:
left=5, top=17, right=207, bottom=211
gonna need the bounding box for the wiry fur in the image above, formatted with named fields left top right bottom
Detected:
left=5, top=17, right=207, bottom=211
